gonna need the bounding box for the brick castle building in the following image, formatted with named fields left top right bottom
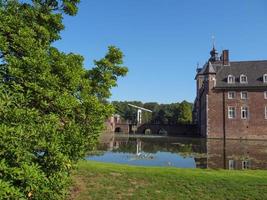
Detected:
left=193, top=46, right=267, bottom=139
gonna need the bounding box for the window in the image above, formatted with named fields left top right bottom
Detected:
left=229, top=160, right=236, bottom=170
left=241, top=91, right=248, bottom=99
left=242, top=160, right=251, bottom=170
left=228, top=107, right=236, bottom=119
left=240, top=74, right=248, bottom=83
left=228, top=91, right=236, bottom=99
left=263, top=74, right=267, bottom=83
left=265, top=106, right=267, bottom=119
left=265, top=91, right=267, bottom=99
left=241, top=107, right=249, bottom=119
left=227, top=75, right=235, bottom=84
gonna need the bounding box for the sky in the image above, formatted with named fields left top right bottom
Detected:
left=54, top=0, right=267, bottom=103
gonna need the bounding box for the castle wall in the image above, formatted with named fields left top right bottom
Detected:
left=207, top=89, right=267, bottom=139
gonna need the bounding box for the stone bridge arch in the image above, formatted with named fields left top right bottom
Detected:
left=143, top=128, right=152, bottom=135
left=114, top=123, right=130, bottom=134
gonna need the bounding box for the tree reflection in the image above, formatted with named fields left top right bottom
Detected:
left=89, top=134, right=267, bottom=169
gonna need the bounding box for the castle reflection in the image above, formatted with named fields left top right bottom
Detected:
left=92, top=133, right=267, bottom=169
left=206, top=139, right=267, bottom=170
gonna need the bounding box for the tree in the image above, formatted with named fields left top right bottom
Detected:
left=88, top=46, right=128, bottom=100
left=0, top=1, right=127, bottom=199
left=112, top=101, right=193, bottom=125
left=177, top=101, right=192, bottom=124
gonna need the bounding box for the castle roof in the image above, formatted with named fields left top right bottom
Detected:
left=196, top=47, right=267, bottom=89
left=214, top=60, right=267, bottom=89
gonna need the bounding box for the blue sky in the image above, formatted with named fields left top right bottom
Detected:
left=54, top=0, right=267, bottom=103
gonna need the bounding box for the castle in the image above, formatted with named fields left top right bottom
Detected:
left=193, top=46, right=267, bottom=139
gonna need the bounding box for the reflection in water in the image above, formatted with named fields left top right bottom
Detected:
left=86, top=134, right=267, bottom=169
left=128, top=139, right=155, bottom=160
left=207, top=139, right=267, bottom=170
left=136, top=139, right=141, bottom=156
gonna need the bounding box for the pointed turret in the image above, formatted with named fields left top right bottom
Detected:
left=204, top=62, right=216, bottom=74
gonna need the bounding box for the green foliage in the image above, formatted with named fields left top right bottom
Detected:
left=88, top=46, right=128, bottom=100
left=0, top=0, right=127, bottom=199
left=112, top=101, right=147, bottom=123
left=177, top=101, right=193, bottom=124
left=112, top=101, right=193, bottom=125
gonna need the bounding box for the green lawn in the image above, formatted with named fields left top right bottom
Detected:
left=70, top=161, right=267, bottom=200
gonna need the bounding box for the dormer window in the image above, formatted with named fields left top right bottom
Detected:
left=240, top=74, right=248, bottom=83
left=263, top=74, right=267, bottom=83
left=227, top=75, right=235, bottom=84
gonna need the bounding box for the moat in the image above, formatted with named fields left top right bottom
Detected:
left=86, top=134, right=267, bottom=170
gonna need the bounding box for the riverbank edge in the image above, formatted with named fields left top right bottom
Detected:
left=69, top=160, right=267, bottom=200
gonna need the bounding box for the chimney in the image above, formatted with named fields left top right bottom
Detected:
left=222, top=50, right=229, bottom=65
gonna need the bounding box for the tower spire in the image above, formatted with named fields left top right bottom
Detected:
left=209, top=35, right=219, bottom=62
left=212, top=35, right=216, bottom=49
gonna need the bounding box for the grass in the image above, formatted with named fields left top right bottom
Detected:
left=70, top=161, right=267, bottom=200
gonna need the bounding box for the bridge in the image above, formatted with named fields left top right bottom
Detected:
left=137, top=123, right=198, bottom=136
left=113, top=122, right=198, bottom=137
left=110, top=104, right=198, bottom=137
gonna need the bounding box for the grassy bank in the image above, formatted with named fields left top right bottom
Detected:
left=70, top=161, right=267, bottom=200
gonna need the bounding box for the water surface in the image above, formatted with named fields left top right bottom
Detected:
left=86, top=134, right=267, bottom=169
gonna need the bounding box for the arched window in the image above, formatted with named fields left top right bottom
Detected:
left=227, top=75, right=235, bottom=84
left=144, top=128, right=151, bottom=135
left=263, top=74, right=267, bottom=83
left=240, top=74, right=248, bottom=83
left=115, top=127, right=122, bottom=133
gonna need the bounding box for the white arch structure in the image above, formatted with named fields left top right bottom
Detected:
left=128, top=104, right=152, bottom=124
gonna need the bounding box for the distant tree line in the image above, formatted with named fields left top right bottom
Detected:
left=112, top=100, right=193, bottom=124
